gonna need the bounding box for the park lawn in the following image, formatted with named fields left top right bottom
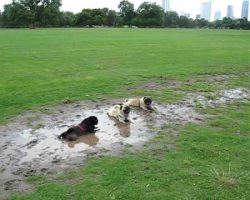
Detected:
left=0, top=28, right=250, bottom=123
left=0, top=28, right=249, bottom=199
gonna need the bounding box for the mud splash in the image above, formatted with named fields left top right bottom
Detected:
left=0, top=88, right=249, bottom=199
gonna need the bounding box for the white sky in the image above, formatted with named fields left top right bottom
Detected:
left=0, top=0, right=249, bottom=20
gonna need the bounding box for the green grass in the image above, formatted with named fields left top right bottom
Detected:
left=0, top=28, right=250, bottom=123
left=1, top=28, right=250, bottom=199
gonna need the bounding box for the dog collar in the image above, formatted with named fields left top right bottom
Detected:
left=77, top=124, right=86, bottom=132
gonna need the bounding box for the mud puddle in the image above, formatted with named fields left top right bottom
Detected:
left=0, top=88, right=249, bottom=199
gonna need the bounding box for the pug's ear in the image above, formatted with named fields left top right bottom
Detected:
left=119, top=104, right=123, bottom=110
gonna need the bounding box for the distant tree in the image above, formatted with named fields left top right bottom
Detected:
left=194, top=18, right=210, bottom=28
left=75, top=9, right=100, bottom=26
left=238, top=17, right=250, bottom=30
left=60, top=11, right=75, bottom=26
left=178, top=15, right=194, bottom=28
left=74, top=8, right=117, bottom=27
left=42, top=0, right=61, bottom=8
left=19, top=0, right=61, bottom=26
left=135, top=2, right=164, bottom=27
left=222, top=17, right=236, bottom=29
left=90, top=9, right=106, bottom=25
left=106, top=10, right=118, bottom=26
left=40, top=4, right=60, bottom=25
left=75, top=9, right=92, bottom=26
left=20, top=0, right=41, bottom=11
left=118, top=0, right=135, bottom=26
left=164, top=11, right=179, bottom=28
left=213, top=20, right=223, bottom=29
left=1, top=2, right=34, bottom=27
left=0, top=10, right=2, bottom=26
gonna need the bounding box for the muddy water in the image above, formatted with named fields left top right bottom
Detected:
left=0, top=102, right=203, bottom=199
left=0, top=88, right=249, bottom=199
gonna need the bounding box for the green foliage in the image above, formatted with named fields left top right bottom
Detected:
left=1, top=2, right=34, bottom=26
left=178, top=15, right=194, bottom=28
left=59, top=11, right=75, bottom=26
left=1, top=0, right=62, bottom=27
left=135, top=2, right=164, bottom=27
left=118, top=0, right=135, bottom=26
left=40, top=4, right=61, bottom=25
left=164, top=11, right=179, bottom=28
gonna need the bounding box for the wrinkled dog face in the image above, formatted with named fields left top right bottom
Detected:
left=119, top=104, right=130, bottom=123
left=141, top=96, right=153, bottom=111
left=143, top=96, right=152, bottom=106
left=88, top=116, right=98, bottom=126
left=120, top=104, right=130, bottom=114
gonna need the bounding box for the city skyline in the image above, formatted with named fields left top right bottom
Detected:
left=0, top=0, right=249, bottom=20
left=162, top=0, right=171, bottom=12
left=214, top=11, right=222, bottom=21
left=241, top=0, right=249, bottom=18
left=227, top=5, right=234, bottom=19
left=200, top=1, right=212, bottom=21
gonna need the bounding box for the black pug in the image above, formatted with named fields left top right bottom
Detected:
left=58, top=116, right=98, bottom=141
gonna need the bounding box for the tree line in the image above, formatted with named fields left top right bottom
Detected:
left=0, top=0, right=250, bottom=29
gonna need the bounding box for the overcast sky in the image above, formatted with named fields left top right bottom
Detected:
left=0, top=0, right=249, bottom=20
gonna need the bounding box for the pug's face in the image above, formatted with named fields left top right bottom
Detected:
left=143, top=97, right=152, bottom=106
left=89, top=116, right=98, bottom=126
left=120, top=104, right=130, bottom=115
left=82, top=116, right=98, bottom=126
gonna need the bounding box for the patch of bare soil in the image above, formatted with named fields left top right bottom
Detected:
left=130, top=74, right=236, bottom=91
left=0, top=88, right=249, bottom=199
left=137, top=79, right=183, bottom=90
left=191, top=74, right=237, bottom=83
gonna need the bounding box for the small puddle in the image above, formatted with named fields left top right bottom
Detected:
left=0, top=88, right=249, bottom=199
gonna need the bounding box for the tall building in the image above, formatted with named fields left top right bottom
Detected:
left=214, top=11, right=222, bottom=21
left=227, top=5, right=234, bottom=19
left=241, top=0, right=249, bottom=19
left=200, top=1, right=212, bottom=21
left=162, top=0, right=170, bottom=12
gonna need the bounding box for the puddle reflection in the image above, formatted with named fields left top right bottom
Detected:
left=116, top=122, right=131, bottom=138
left=67, top=134, right=99, bottom=148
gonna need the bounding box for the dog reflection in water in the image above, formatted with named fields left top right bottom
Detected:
left=115, top=121, right=131, bottom=138
left=67, top=134, right=99, bottom=148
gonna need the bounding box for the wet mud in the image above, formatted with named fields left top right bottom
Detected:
left=0, top=88, right=249, bottom=199
left=188, top=88, right=250, bottom=108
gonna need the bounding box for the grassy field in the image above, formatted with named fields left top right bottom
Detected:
left=0, top=28, right=249, bottom=199
left=0, top=28, right=249, bottom=123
